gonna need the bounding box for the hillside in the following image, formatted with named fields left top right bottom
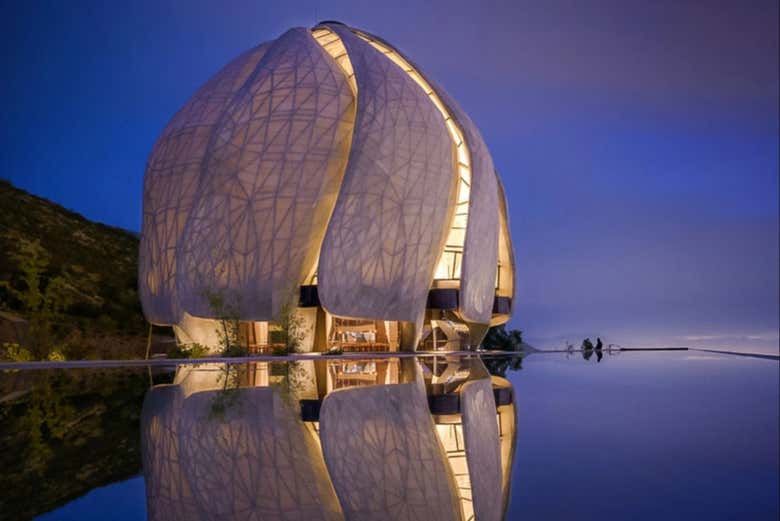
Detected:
left=0, top=180, right=148, bottom=357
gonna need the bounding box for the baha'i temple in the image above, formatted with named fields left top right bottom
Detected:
left=139, top=22, right=518, bottom=521
left=139, top=21, right=515, bottom=354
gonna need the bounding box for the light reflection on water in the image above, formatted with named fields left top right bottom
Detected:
left=137, top=356, right=511, bottom=521
left=1, top=351, right=777, bottom=521
left=3, top=355, right=516, bottom=521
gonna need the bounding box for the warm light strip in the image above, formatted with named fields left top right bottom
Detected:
left=435, top=422, right=474, bottom=520
left=311, top=28, right=358, bottom=95
left=353, top=31, right=471, bottom=281
left=307, top=28, right=359, bottom=286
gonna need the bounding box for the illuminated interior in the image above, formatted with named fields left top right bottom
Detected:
left=311, top=28, right=357, bottom=95
left=305, top=27, right=357, bottom=288
left=421, top=318, right=471, bottom=351
left=328, top=317, right=393, bottom=351
left=352, top=30, right=472, bottom=283
left=495, top=178, right=515, bottom=299
left=436, top=422, right=474, bottom=521
left=326, top=359, right=400, bottom=391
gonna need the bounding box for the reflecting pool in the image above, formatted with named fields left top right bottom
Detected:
left=1, top=350, right=777, bottom=521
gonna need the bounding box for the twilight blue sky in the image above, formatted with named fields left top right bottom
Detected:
left=2, top=0, right=778, bottom=352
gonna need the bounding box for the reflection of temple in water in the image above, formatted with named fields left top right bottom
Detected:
left=141, top=356, right=517, bottom=521
left=136, top=18, right=520, bottom=520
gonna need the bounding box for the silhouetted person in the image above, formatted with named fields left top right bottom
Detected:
left=595, top=337, right=604, bottom=362
left=581, top=338, right=594, bottom=360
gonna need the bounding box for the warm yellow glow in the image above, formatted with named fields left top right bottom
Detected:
left=354, top=30, right=472, bottom=282
left=435, top=422, right=474, bottom=520
left=311, top=28, right=357, bottom=95
left=306, top=28, right=358, bottom=288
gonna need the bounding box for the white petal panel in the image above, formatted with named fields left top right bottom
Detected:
left=433, top=85, right=499, bottom=324
left=339, top=27, right=500, bottom=325
left=175, top=28, right=356, bottom=320
left=139, top=43, right=269, bottom=325
left=317, top=25, right=457, bottom=322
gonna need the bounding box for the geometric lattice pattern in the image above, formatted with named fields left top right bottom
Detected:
left=351, top=30, right=475, bottom=292
left=139, top=21, right=515, bottom=329
left=141, top=385, right=201, bottom=521
left=178, top=388, right=344, bottom=521
left=141, top=385, right=344, bottom=521
left=319, top=382, right=464, bottom=521
left=139, top=43, right=270, bottom=324
left=176, top=28, right=356, bottom=320
left=141, top=367, right=518, bottom=521
left=429, top=83, right=500, bottom=324
left=460, top=377, right=503, bottom=521
left=317, top=25, right=456, bottom=324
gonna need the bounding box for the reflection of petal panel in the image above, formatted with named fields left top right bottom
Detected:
left=140, top=385, right=200, bottom=521
left=178, top=388, right=343, bottom=520
left=491, top=376, right=518, bottom=518
left=139, top=44, right=269, bottom=324
left=176, top=28, right=356, bottom=320
left=318, top=25, right=457, bottom=322
left=320, top=383, right=463, bottom=521
left=461, top=378, right=503, bottom=521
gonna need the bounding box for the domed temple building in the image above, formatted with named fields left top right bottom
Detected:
left=139, top=21, right=515, bottom=353
left=139, top=23, right=519, bottom=521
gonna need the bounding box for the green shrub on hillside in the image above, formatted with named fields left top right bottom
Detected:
left=0, top=180, right=153, bottom=359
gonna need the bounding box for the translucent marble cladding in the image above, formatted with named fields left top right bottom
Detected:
left=317, top=25, right=457, bottom=323
left=460, top=378, right=503, bottom=521
left=434, top=87, right=499, bottom=325
left=319, top=382, right=463, bottom=521
left=139, top=43, right=270, bottom=325
left=175, top=27, right=356, bottom=321
left=143, top=386, right=344, bottom=521
left=171, top=312, right=222, bottom=352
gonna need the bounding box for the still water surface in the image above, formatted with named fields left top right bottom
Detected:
left=2, top=351, right=777, bottom=521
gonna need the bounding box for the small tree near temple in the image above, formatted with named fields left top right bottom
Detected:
left=202, top=289, right=244, bottom=357
left=481, top=325, right=524, bottom=352
left=270, top=290, right=309, bottom=355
